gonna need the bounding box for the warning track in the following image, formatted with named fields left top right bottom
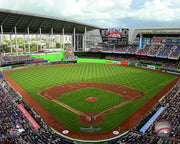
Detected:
left=3, top=63, right=179, bottom=140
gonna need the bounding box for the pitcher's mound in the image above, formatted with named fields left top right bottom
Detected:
left=86, top=97, right=98, bottom=102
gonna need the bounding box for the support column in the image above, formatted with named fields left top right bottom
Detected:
left=36, top=34, right=38, bottom=51
left=84, top=27, right=86, bottom=51
left=48, top=34, right=50, bottom=49
left=51, top=28, right=53, bottom=49
left=73, top=27, right=76, bottom=50
left=139, top=33, right=143, bottom=49
left=27, top=27, right=30, bottom=54
left=1, top=25, right=3, bottom=46
left=14, top=26, right=18, bottom=55
left=10, top=34, right=12, bottom=53
left=39, top=28, right=42, bottom=50
left=77, top=34, right=78, bottom=50
left=23, top=34, right=26, bottom=52
left=62, top=28, right=64, bottom=50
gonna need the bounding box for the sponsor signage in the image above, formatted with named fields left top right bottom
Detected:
left=113, top=61, right=121, bottom=64
left=153, top=38, right=162, bottom=43
left=2, top=66, right=12, bottom=71
left=147, top=55, right=156, bottom=57
left=136, top=53, right=147, bottom=56
left=166, top=39, right=172, bottom=43
left=140, top=107, right=165, bottom=133
left=121, top=61, right=128, bottom=66
left=147, top=65, right=156, bottom=70
left=17, top=104, right=40, bottom=130
left=172, top=39, right=178, bottom=43
left=156, top=56, right=168, bottom=59
left=80, top=126, right=101, bottom=133
left=162, top=39, right=167, bottom=43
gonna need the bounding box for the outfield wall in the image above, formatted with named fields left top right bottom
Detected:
left=30, top=52, right=66, bottom=62
left=77, top=58, right=130, bottom=66
left=77, top=58, right=107, bottom=63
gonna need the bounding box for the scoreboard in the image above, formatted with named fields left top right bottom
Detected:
left=100, top=28, right=129, bottom=44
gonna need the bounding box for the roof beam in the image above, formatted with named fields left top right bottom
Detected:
left=14, top=16, right=23, bottom=27
left=0, top=14, right=10, bottom=25
left=23, top=17, right=35, bottom=32
left=8, top=16, right=23, bottom=33
left=36, top=19, right=46, bottom=33
left=48, top=20, right=56, bottom=33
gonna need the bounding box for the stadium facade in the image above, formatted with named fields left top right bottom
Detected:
left=0, top=8, right=179, bottom=144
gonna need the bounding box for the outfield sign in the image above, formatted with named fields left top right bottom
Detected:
left=2, top=66, right=12, bottom=71
left=147, top=65, right=156, bottom=70
left=140, top=107, right=165, bottom=133
left=113, top=61, right=120, bottom=64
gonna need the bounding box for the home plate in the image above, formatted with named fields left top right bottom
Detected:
left=113, top=131, right=119, bottom=135
left=62, top=130, right=69, bottom=134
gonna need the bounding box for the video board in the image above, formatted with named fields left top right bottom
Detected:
left=100, top=28, right=128, bottom=43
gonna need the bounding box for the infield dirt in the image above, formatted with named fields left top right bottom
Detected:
left=3, top=64, right=179, bottom=140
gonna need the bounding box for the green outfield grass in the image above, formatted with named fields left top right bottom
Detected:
left=6, top=64, right=177, bottom=133
left=59, top=88, right=126, bottom=113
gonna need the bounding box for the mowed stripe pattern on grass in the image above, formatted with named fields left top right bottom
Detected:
left=6, top=64, right=177, bottom=133
left=59, top=88, right=126, bottom=113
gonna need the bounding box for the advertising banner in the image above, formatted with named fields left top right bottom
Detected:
left=136, top=53, right=147, bottom=56
left=172, top=39, right=178, bottom=43
left=106, top=60, right=113, bottom=64
left=153, top=38, right=162, bottom=43
left=113, top=61, right=121, bottom=64
left=140, top=107, right=165, bottom=133
left=121, top=61, right=128, bottom=66
left=2, top=66, right=12, bottom=71
left=162, top=39, right=167, bottom=43
left=17, top=104, right=40, bottom=130
left=166, top=39, right=172, bottom=43
left=147, top=65, right=156, bottom=70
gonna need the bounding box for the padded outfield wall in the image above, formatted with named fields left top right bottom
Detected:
left=30, top=52, right=66, bottom=62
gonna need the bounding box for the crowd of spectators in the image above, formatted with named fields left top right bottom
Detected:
left=146, top=87, right=180, bottom=139
left=102, top=45, right=114, bottom=51
left=169, top=45, right=180, bottom=59
left=136, top=44, right=151, bottom=55
left=106, top=80, right=179, bottom=144
left=126, top=45, right=139, bottom=54
left=0, top=71, right=75, bottom=144
left=106, top=80, right=180, bottom=144
left=90, top=44, right=180, bottom=60
left=105, top=55, right=138, bottom=63
left=0, top=57, right=179, bottom=144
left=157, top=45, right=176, bottom=57
left=0, top=55, right=34, bottom=66
left=131, top=80, right=180, bottom=143
left=90, top=48, right=100, bottom=52
left=114, top=45, right=129, bottom=53
left=148, top=45, right=162, bottom=56
left=105, top=54, right=179, bottom=70
left=161, top=62, right=179, bottom=70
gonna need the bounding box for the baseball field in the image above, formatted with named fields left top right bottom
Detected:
left=5, top=63, right=177, bottom=135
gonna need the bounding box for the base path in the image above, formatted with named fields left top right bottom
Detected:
left=3, top=64, right=180, bottom=141
left=38, top=82, right=143, bottom=101
left=38, top=82, right=145, bottom=125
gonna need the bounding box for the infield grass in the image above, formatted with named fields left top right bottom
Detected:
left=59, top=88, right=126, bottom=113
left=6, top=64, right=177, bottom=133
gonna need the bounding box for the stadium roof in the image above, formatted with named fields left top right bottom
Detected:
left=0, top=8, right=101, bottom=34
